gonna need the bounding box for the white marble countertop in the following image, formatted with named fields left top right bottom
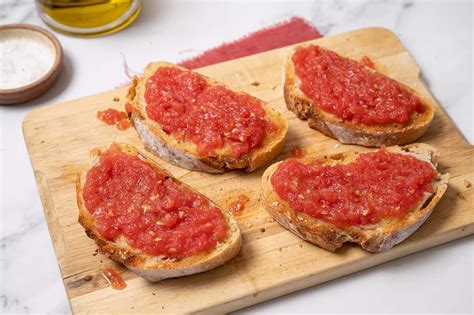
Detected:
left=0, top=0, right=472, bottom=314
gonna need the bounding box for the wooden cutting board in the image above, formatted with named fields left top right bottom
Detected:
left=23, top=27, right=474, bottom=314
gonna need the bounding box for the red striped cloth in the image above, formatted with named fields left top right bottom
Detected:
left=178, top=17, right=322, bottom=69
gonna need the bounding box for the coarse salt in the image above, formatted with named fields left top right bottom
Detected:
left=0, top=34, right=55, bottom=89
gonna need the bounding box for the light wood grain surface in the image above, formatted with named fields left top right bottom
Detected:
left=23, top=27, right=474, bottom=314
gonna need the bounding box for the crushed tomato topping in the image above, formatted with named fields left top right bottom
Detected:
left=102, top=268, right=126, bottom=290
left=82, top=145, right=227, bottom=257
left=144, top=67, right=274, bottom=158
left=271, top=148, right=437, bottom=227
left=360, top=55, right=375, bottom=69
left=292, top=45, right=424, bottom=125
left=97, top=108, right=130, bottom=130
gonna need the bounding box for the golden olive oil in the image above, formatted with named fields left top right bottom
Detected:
left=36, top=0, right=141, bottom=37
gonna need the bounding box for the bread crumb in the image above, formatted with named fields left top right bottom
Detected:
left=299, top=244, right=303, bottom=248
left=83, top=275, right=93, bottom=281
left=266, top=217, right=275, bottom=223
left=251, top=81, right=260, bottom=87
left=278, top=247, right=282, bottom=252
left=464, top=179, right=472, bottom=188
left=333, top=143, right=340, bottom=149
left=113, top=97, right=120, bottom=102
left=260, top=227, right=266, bottom=233
left=152, top=292, right=156, bottom=296
left=271, top=201, right=279, bottom=207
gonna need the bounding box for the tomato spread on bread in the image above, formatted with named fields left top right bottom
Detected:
left=271, top=148, right=437, bottom=227
left=82, top=145, right=227, bottom=257
left=292, top=45, right=424, bottom=125
left=144, top=67, right=274, bottom=158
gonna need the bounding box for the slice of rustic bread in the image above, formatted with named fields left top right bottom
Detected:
left=77, top=143, right=242, bottom=282
left=284, top=45, right=434, bottom=147
left=128, top=62, right=288, bottom=173
left=261, top=143, right=449, bottom=252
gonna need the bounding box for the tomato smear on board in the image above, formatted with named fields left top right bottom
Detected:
left=289, top=145, right=305, bottom=158
left=102, top=268, right=127, bottom=290
left=228, top=195, right=250, bottom=216
left=97, top=108, right=130, bottom=130
left=116, top=119, right=131, bottom=130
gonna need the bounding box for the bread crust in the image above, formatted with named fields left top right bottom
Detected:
left=261, top=143, right=449, bottom=252
left=128, top=62, right=288, bottom=173
left=284, top=45, right=434, bottom=147
left=77, top=143, right=242, bottom=282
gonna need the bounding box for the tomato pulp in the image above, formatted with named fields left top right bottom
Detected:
left=144, top=67, right=274, bottom=157
left=82, top=145, right=227, bottom=257
left=271, top=148, right=437, bottom=227
left=292, top=45, right=424, bottom=125
left=102, top=268, right=126, bottom=290
left=97, top=108, right=130, bottom=130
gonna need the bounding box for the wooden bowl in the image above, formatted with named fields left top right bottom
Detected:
left=0, top=24, right=63, bottom=105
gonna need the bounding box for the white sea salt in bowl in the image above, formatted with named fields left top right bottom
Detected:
left=0, top=24, right=63, bottom=105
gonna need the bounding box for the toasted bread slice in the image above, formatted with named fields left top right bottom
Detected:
left=128, top=62, right=288, bottom=173
left=261, top=143, right=449, bottom=252
left=77, top=143, right=241, bottom=282
left=284, top=45, right=434, bottom=147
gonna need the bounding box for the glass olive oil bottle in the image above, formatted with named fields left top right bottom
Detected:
left=36, top=0, right=141, bottom=37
